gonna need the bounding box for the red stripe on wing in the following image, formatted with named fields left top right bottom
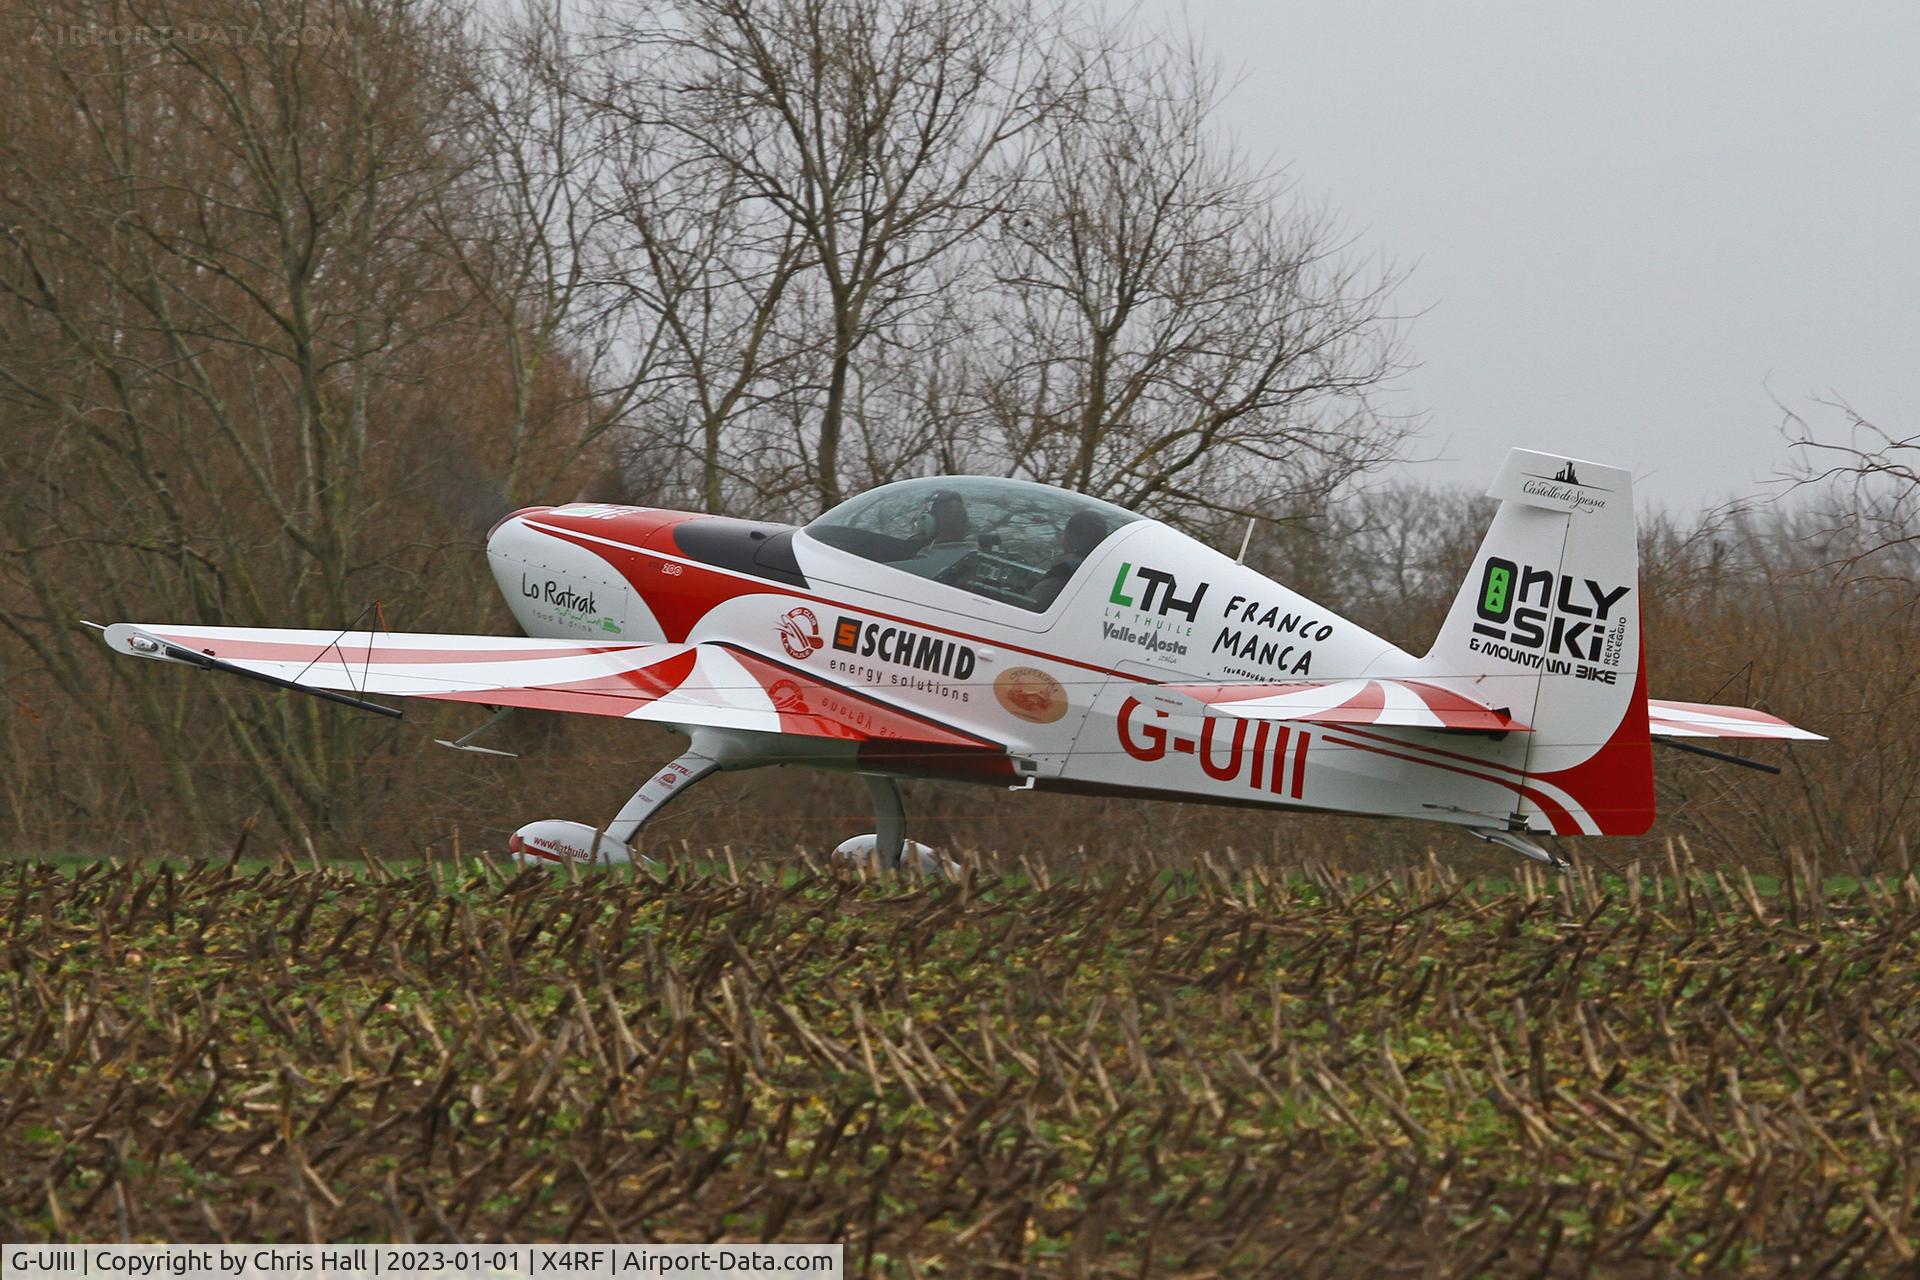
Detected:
left=149, top=631, right=641, bottom=666
left=720, top=647, right=1002, bottom=749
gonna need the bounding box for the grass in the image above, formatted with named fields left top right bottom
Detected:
left=2, top=844, right=1918, bottom=1275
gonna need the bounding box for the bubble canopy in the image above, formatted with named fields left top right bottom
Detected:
left=803, top=476, right=1146, bottom=612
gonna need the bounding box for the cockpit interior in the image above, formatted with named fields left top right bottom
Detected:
left=803, top=476, right=1144, bottom=611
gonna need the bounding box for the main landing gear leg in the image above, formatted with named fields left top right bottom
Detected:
left=510, top=738, right=730, bottom=869
left=831, top=774, right=957, bottom=877
left=865, top=774, right=908, bottom=869
left=606, top=747, right=725, bottom=849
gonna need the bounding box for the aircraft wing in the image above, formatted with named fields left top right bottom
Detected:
left=1647, top=698, right=1823, bottom=741
left=99, top=623, right=994, bottom=749
left=1169, top=678, right=1532, bottom=733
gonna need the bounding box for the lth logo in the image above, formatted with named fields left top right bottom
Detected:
left=1109, top=563, right=1207, bottom=621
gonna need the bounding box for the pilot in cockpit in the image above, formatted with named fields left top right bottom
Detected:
left=907, top=490, right=977, bottom=577
left=924, top=491, right=971, bottom=548
left=1029, top=510, right=1108, bottom=608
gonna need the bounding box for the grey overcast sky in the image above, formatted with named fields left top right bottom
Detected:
left=1155, top=1, right=1919, bottom=511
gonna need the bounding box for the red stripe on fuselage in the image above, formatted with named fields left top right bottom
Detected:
left=1529, top=658, right=1654, bottom=835
left=526, top=520, right=1139, bottom=680
left=1331, top=724, right=1530, bottom=777
left=1268, top=726, right=1292, bottom=793
left=1316, top=731, right=1579, bottom=834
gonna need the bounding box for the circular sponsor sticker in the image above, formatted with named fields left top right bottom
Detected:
left=778, top=606, right=821, bottom=659
left=767, top=678, right=808, bottom=712
left=994, top=666, right=1069, bottom=724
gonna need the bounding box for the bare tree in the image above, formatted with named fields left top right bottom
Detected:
left=432, top=2, right=650, bottom=524
left=978, top=35, right=1407, bottom=524
left=1782, top=398, right=1920, bottom=591
left=591, top=0, right=1060, bottom=511
left=565, top=27, right=818, bottom=513
left=0, top=0, right=601, bottom=845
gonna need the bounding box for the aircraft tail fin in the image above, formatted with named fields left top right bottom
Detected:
left=1422, top=449, right=1653, bottom=835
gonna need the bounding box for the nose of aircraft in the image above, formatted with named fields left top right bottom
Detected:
left=484, top=507, right=557, bottom=603
left=485, top=503, right=694, bottom=643
left=488, top=505, right=553, bottom=546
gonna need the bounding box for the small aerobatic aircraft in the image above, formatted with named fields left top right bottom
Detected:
left=98, top=448, right=1820, bottom=871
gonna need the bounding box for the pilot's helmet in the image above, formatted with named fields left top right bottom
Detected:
left=1063, top=509, right=1108, bottom=555
left=926, top=489, right=970, bottom=541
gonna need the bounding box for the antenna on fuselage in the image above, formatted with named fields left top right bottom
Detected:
left=1234, top=515, right=1256, bottom=565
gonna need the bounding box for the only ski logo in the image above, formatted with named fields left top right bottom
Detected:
left=1469, top=557, right=1631, bottom=679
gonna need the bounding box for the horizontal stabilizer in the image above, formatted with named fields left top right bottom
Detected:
left=1648, top=698, right=1822, bottom=741
left=1171, top=678, right=1531, bottom=733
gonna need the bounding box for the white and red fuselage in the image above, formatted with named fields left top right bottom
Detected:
left=485, top=491, right=1619, bottom=836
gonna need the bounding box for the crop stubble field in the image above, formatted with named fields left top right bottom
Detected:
left=2, top=846, right=1918, bottom=1276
